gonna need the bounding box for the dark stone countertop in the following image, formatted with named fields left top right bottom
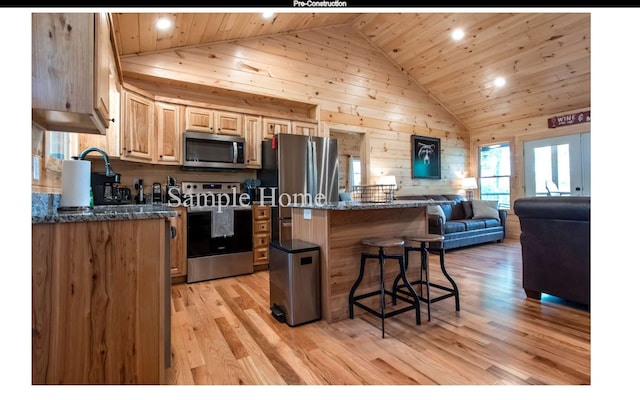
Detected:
left=287, top=199, right=454, bottom=210
left=32, top=193, right=178, bottom=224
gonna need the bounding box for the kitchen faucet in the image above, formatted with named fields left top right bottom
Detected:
left=78, top=147, right=116, bottom=177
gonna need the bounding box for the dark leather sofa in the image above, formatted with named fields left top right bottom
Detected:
left=396, top=194, right=507, bottom=250
left=513, top=196, right=590, bottom=307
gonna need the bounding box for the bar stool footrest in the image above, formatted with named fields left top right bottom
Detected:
left=352, top=289, right=419, bottom=320
left=395, top=281, right=457, bottom=304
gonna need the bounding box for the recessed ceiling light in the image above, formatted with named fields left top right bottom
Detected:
left=262, top=12, right=274, bottom=19
left=452, top=29, right=464, bottom=41
left=156, top=18, right=171, bottom=30
left=494, top=77, right=506, bottom=87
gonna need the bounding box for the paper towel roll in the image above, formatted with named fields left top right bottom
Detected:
left=60, top=159, right=92, bottom=208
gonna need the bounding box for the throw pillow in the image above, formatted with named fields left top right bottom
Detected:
left=471, top=199, right=499, bottom=220
left=461, top=200, right=473, bottom=219
left=427, top=205, right=446, bottom=222
left=338, top=192, right=352, bottom=201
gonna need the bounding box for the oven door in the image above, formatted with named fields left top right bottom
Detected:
left=186, top=207, right=253, bottom=283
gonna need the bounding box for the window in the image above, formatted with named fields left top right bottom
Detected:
left=348, top=155, right=361, bottom=191
left=48, top=131, right=72, bottom=160
left=479, top=143, right=511, bottom=209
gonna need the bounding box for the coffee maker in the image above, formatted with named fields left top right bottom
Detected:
left=91, top=172, right=129, bottom=205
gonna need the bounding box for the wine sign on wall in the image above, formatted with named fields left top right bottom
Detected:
left=548, top=111, right=590, bottom=128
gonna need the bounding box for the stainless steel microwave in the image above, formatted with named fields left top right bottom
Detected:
left=183, top=131, right=245, bottom=169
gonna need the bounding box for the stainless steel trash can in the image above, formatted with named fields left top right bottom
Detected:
left=269, top=240, right=321, bottom=326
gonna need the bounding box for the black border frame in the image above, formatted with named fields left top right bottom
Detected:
left=411, top=135, right=441, bottom=179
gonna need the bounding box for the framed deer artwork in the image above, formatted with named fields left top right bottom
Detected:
left=411, top=135, right=441, bottom=179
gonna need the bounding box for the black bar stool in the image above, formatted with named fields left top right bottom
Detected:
left=348, top=237, right=420, bottom=338
left=393, top=234, right=460, bottom=321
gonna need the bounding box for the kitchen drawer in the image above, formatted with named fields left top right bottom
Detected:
left=253, top=247, right=269, bottom=264
left=254, top=220, right=270, bottom=234
left=253, top=233, right=269, bottom=248
left=253, top=206, right=270, bottom=220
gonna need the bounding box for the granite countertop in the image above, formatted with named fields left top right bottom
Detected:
left=32, top=193, right=178, bottom=224
left=287, top=199, right=454, bottom=210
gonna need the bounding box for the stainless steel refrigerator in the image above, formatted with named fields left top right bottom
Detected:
left=258, top=133, right=339, bottom=241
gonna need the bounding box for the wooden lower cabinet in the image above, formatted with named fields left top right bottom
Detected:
left=252, top=205, right=271, bottom=271
left=170, top=206, right=187, bottom=281
left=32, top=218, right=169, bottom=384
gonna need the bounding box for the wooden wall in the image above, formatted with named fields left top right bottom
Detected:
left=120, top=24, right=470, bottom=196
left=470, top=106, right=591, bottom=240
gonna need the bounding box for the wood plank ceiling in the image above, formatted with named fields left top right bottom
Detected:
left=112, top=12, right=591, bottom=131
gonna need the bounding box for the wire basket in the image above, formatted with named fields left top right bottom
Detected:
left=351, top=184, right=396, bottom=203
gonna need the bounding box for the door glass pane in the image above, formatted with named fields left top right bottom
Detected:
left=533, top=143, right=570, bottom=196
left=557, top=145, right=570, bottom=192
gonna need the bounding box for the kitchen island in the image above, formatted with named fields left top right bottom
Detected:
left=32, top=194, right=177, bottom=384
left=289, top=199, right=451, bottom=323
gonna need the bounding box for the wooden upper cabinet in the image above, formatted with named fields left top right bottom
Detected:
left=155, top=102, right=183, bottom=165
left=263, top=118, right=291, bottom=140
left=216, top=111, right=243, bottom=136
left=121, top=89, right=154, bottom=162
left=185, top=106, right=243, bottom=136
left=185, top=106, right=215, bottom=133
left=32, top=13, right=112, bottom=135
left=76, top=52, right=122, bottom=157
left=292, top=121, right=320, bottom=137
left=94, top=12, right=111, bottom=129
left=244, top=115, right=262, bottom=169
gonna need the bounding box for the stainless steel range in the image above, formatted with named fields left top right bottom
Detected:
left=182, top=181, right=253, bottom=283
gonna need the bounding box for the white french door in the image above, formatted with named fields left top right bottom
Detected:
left=523, top=132, right=590, bottom=197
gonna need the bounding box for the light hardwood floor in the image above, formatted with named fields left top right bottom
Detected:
left=166, top=239, right=590, bottom=386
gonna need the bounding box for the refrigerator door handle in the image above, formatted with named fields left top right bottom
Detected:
left=308, top=140, right=318, bottom=201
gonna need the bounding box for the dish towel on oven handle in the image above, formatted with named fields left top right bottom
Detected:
left=211, top=207, right=234, bottom=238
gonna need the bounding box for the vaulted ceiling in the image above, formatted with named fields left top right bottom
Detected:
left=111, top=12, right=590, bottom=131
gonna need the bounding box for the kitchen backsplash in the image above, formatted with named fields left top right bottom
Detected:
left=32, top=192, right=61, bottom=215
left=104, top=159, right=258, bottom=198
